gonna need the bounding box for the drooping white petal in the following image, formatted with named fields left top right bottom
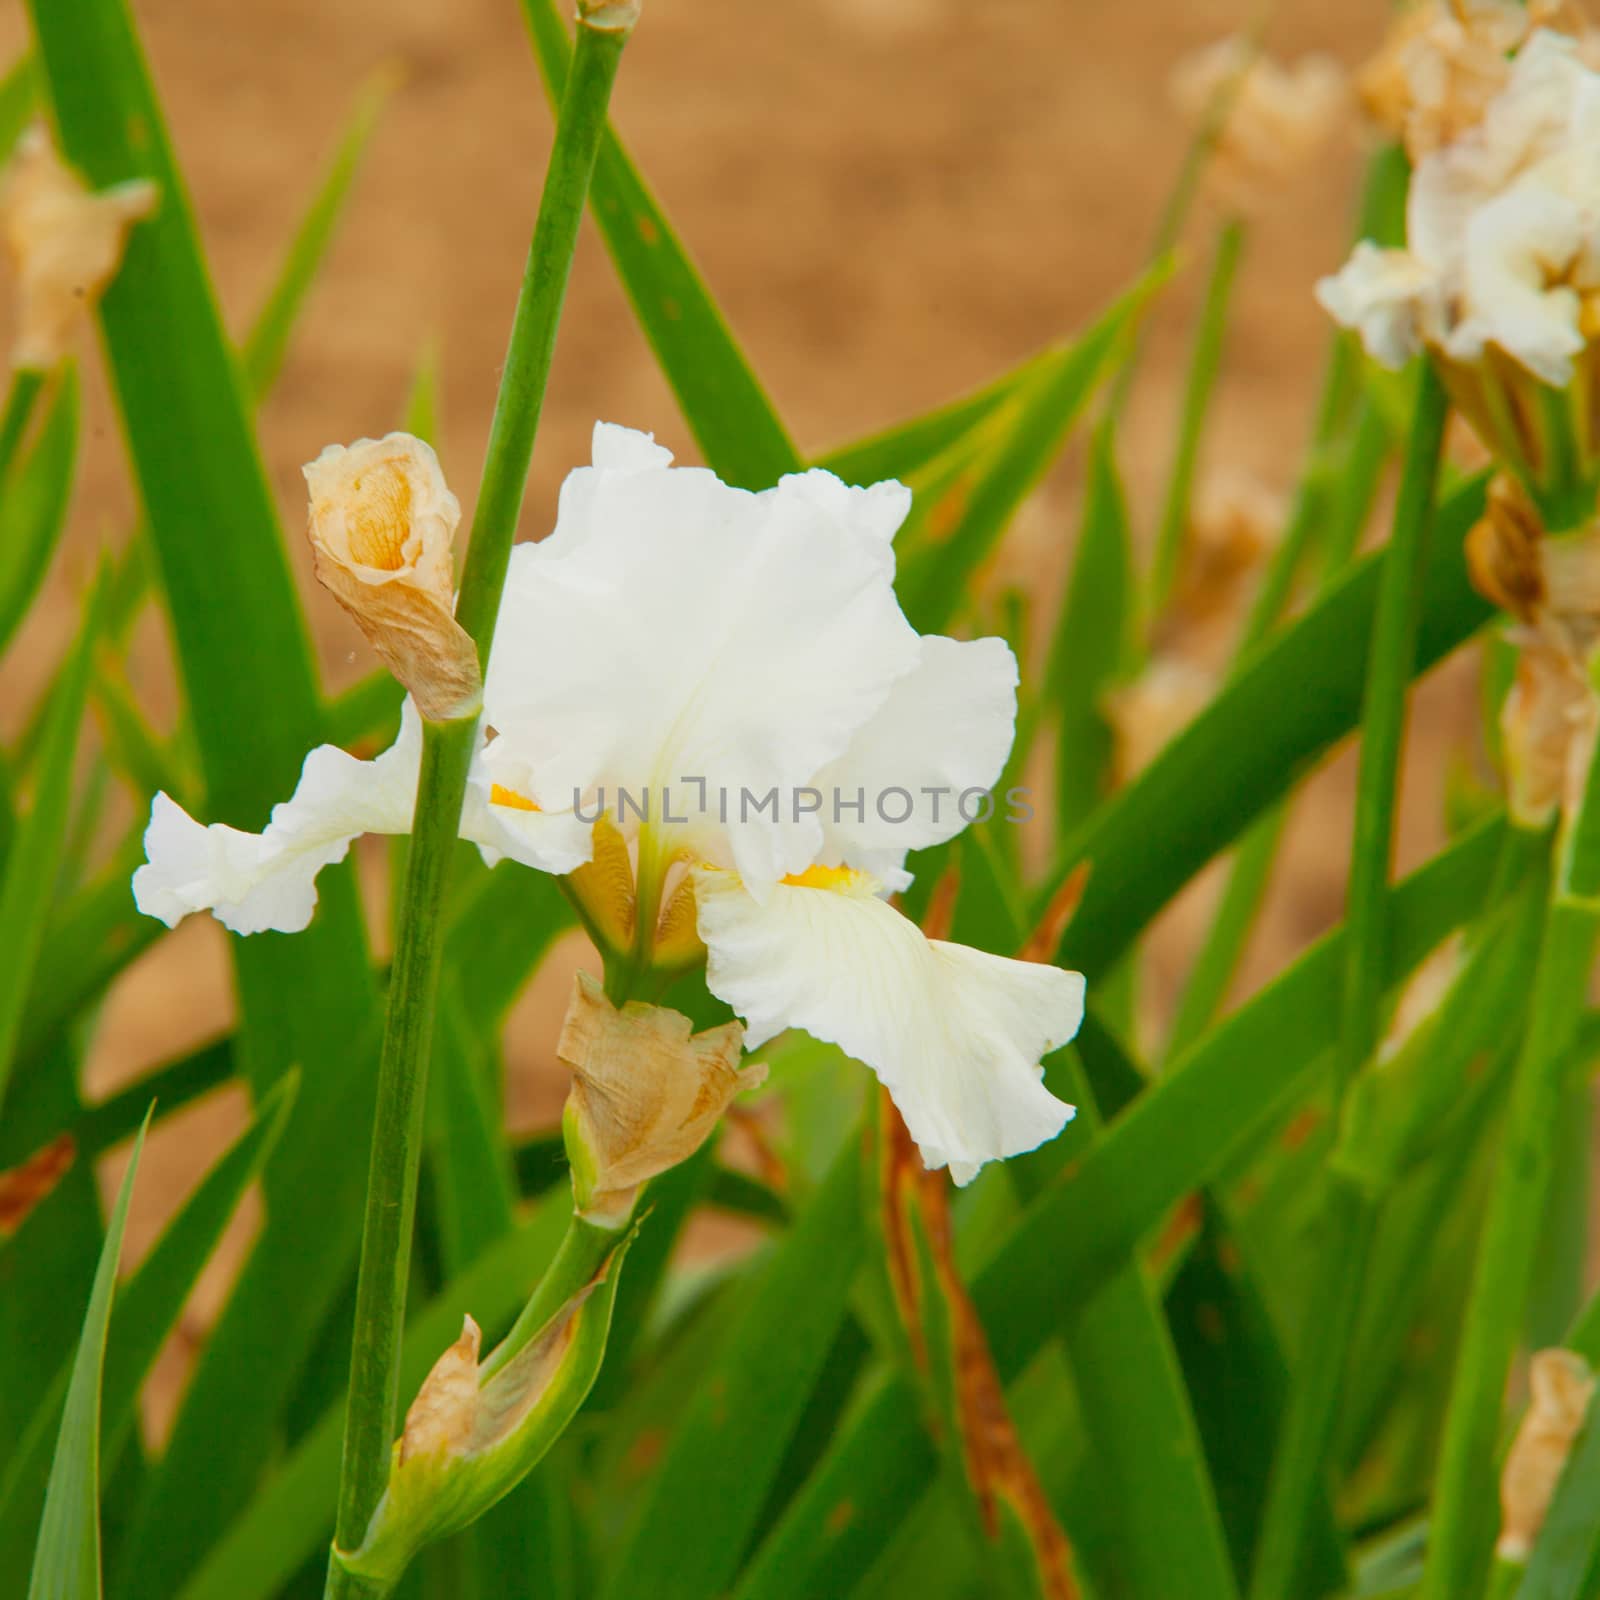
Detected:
left=133, top=701, right=428, bottom=934
left=484, top=424, right=921, bottom=892
left=132, top=701, right=588, bottom=935
left=695, top=867, right=1081, bottom=1184
left=812, top=634, right=1019, bottom=890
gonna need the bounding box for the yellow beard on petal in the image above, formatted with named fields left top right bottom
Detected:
left=489, top=784, right=541, bottom=813
left=781, top=863, right=865, bottom=892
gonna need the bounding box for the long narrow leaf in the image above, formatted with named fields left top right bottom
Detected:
left=520, top=0, right=798, bottom=487
left=0, top=368, right=78, bottom=658
left=240, top=69, right=394, bottom=401
left=26, top=1116, right=147, bottom=1600
left=1044, top=475, right=1492, bottom=978
left=0, top=570, right=101, bottom=1113
left=0, top=1077, right=295, bottom=1572
left=898, top=270, right=1166, bottom=634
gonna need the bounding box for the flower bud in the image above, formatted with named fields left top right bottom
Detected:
left=336, top=1242, right=633, bottom=1588
left=559, top=972, right=760, bottom=1218
left=1498, top=1348, right=1595, bottom=1562
left=0, top=127, right=157, bottom=372
left=303, top=433, right=481, bottom=722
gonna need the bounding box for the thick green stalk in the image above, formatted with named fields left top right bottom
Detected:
left=0, top=367, right=43, bottom=485
left=1249, top=365, right=1449, bottom=1600
left=325, top=12, right=633, bottom=1596
left=1423, top=746, right=1600, bottom=1597
left=1148, top=218, right=1244, bottom=617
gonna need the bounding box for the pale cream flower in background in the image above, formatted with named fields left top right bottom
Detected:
left=1169, top=35, right=1347, bottom=212
left=0, top=126, right=157, bottom=371
left=135, top=424, right=1085, bottom=1185
left=304, top=433, right=483, bottom=722
left=1321, top=27, right=1600, bottom=389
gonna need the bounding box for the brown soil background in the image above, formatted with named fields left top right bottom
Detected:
left=3, top=0, right=1514, bottom=1437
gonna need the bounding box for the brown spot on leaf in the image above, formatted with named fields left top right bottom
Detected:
left=0, top=1135, right=76, bottom=1239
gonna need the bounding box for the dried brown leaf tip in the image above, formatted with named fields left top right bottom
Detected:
left=1499, top=1348, right=1596, bottom=1561
left=303, top=434, right=482, bottom=722
left=559, top=972, right=760, bottom=1217
left=877, top=1094, right=1080, bottom=1598
left=0, top=127, right=157, bottom=372
left=0, top=1134, right=76, bottom=1239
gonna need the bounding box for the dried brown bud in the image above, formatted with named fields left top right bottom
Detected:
left=559, top=972, right=759, bottom=1216
left=1498, top=1348, right=1596, bottom=1561
left=0, top=127, right=157, bottom=371
left=1467, top=475, right=1546, bottom=622
left=303, top=434, right=481, bottom=722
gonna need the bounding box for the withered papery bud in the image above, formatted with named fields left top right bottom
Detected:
left=0, top=127, right=158, bottom=371
left=1501, top=630, right=1596, bottom=827
left=560, top=972, right=760, bottom=1217
left=1498, top=1348, right=1596, bottom=1561
left=303, top=434, right=481, bottom=722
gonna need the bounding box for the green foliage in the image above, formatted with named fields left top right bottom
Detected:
left=26, top=1116, right=148, bottom=1600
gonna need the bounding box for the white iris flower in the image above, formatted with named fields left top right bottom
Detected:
left=134, top=423, right=1083, bottom=1184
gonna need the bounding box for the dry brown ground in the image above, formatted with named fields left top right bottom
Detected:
left=3, top=0, right=1509, bottom=1436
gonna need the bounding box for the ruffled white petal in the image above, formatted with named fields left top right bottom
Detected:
left=132, top=701, right=588, bottom=935
left=1315, top=244, right=1440, bottom=370
left=484, top=425, right=921, bottom=893
left=695, top=867, right=1081, bottom=1184
left=812, top=634, right=1019, bottom=890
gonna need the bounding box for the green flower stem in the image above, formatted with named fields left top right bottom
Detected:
left=324, top=12, right=634, bottom=1598
left=0, top=366, right=44, bottom=485
left=1148, top=217, right=1244, bottom=618
left=1249, top=364, right=1449, bottom=1600
left=1423, top=740, right=1600, bottom=1599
